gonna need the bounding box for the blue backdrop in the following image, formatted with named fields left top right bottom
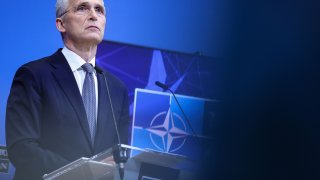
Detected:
left=0, top=0, right=223, bottom=147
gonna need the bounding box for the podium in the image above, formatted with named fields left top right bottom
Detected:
left=42, top=144, right=199, bottom=180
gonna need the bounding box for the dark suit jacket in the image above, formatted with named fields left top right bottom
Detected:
left=6, top=49, right=130, bottom=180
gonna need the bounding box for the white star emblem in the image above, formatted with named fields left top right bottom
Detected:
left=146, top=108, right=189, bottom=153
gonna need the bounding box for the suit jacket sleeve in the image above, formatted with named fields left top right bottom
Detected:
left=6, top=66, right=69, bottom=178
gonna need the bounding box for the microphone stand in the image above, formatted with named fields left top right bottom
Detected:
left=112, top=145, right=129, bottom=180
left=98, top=66, right=129, bottom=180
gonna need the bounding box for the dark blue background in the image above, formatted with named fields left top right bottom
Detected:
left=1, top=0, right=320, bottom=179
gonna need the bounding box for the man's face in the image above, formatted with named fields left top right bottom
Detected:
left=58, top=0, right=106, bottom=45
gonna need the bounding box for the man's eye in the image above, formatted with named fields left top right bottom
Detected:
left=95, top=7, right=104, bottom=14
left=77, top=5, right=88, bottom=12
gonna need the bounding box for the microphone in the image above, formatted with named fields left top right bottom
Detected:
left=155, top=81, right=169, bottom=90
left=96, top=66, right=128, bottom=180
left=155, top=81, right=201, bottom=145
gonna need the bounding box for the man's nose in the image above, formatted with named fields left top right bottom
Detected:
left=88, top=9, right=98, bottom=20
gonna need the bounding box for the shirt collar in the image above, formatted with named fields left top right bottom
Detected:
left=61, top=46, right=96, bottom=72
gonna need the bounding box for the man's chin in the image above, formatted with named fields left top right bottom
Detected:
left=83, top=36, right=103, bottom=45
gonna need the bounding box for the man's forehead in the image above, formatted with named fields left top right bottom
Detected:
left=69, top=0, right=105, bottom=6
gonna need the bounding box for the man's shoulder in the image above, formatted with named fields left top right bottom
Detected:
left=19, top=49, right=63, bottom=72
left=23, top=56, right=50, bottom=68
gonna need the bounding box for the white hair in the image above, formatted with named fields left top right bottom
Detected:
left=56, top=0, right=69, bottom=18
left=56, top=0, right=106, bottom=18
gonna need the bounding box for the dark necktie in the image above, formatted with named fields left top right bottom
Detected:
left=82, top=63, right=96, bottom=144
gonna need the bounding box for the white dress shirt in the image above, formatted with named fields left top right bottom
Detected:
left=62, top=47, right=98, bottom=118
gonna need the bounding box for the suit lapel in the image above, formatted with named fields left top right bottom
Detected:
left=49, top=50, right=93, bottom=150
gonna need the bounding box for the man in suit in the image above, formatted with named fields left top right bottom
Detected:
left=5, top=0, right=130, bottom=179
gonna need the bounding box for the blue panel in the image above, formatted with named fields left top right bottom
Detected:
left=131, top=89, right=214, bottom=160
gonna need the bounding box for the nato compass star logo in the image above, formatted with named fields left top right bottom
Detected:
left=146, top=108, right=189, bottom=153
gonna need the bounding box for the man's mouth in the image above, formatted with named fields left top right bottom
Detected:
left=87, top=26, right=100, bottom=31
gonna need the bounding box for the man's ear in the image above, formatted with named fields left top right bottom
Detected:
left=56, top=18, right=66, bottom=33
